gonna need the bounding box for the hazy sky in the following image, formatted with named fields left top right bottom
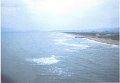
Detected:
left=1, top=0, right=119, bottom=31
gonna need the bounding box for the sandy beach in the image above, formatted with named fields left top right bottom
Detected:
left=64, top=32, right=119, bottom=45
left=86, top=36, right=119, bottom=45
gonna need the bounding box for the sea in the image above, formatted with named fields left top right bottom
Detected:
left=1, top=31, right=119, bottom=83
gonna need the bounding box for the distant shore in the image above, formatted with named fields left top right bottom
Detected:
left=86, top=36, right=119, bottom=45
left=64, top=32, right=119, bottom=45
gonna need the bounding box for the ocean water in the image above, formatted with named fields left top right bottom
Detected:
left=1, top=32, right=119, bottom=83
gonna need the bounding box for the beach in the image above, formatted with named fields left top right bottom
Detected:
left=86, top=37, right=119, bottom=45
left=64, top=32, right=119, bottom=45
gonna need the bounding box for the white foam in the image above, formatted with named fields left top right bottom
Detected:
left=86, top=38, right=117, bottom=46
left=49, top=67, right=74, bottom=76
left=27, top=55, right=60, bottom=65
left=53, top=33, right=89, bottom=49
left=111, top=45, right=119, bottom=48
left=85, top=38, right=104, bottom=44
left=60, top=42, right=89, bottom=49
left=62, top=34, right=74, bottom=38
left=54, top=39, right=69, bottom=43
left=52, top=32, right=74, bottom=39
left=65, top=48, right=76, bottom=52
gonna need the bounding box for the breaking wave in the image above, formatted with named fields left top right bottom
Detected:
left=27, top=55, right=60, bottom=65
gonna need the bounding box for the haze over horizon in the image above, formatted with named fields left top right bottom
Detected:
left=1, top=0, right=119, bottom=32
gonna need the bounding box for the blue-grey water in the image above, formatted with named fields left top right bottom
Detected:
left=2, top=32, right=119, bottom=83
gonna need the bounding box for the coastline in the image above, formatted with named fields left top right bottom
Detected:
left=86, top=36, right=119, bottom=45
left=64, top=32, right=119, bottom=45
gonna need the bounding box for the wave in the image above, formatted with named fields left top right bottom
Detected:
left=48, top=67, right=74, bottom=76
left=27, top=55, right=60, bottom=65
left=54, top=38, right=89, bottom=49
left=54, top=39, right=69, bottom=43
left=65, top=48, right=76, bottom=52
left=111, top=45, right=119, bottom=48
left=65, top=43, right=89, bottom=48
left=51, top=32, right=74, bottom=38
left=56, top=42, right=89, bottom=49
left=53, top=32, right=90, bottom=50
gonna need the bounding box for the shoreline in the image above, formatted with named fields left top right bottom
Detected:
left=86, top=36, right=119, bottom=45
left=64, top=32, right=119, bottom=45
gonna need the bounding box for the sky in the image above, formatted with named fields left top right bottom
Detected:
left=1, top=0, right=119, bottom=31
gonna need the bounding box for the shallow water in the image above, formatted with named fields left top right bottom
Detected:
left=1, top=32, right=119, bottom=83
